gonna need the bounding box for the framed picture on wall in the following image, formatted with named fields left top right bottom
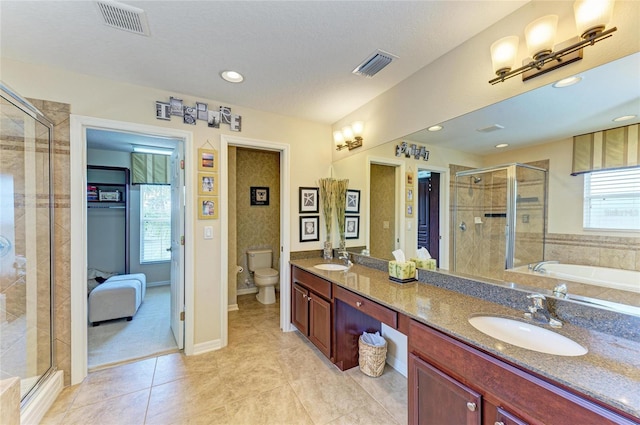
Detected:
left=198, top=172, right=218, bottom=196
left=299, top=187, right=319, bottom=213
left=300, top=216, right=319, bottom=242
left=198, top=148, right=218, bottom=172
left=406, top=188, right=414, bottom=202
left=406, top=203, right=414, bottom=218
left=345, top=189, right=360, bottom=213
left=198, top=196, right=218, bottom=220
left=345, top=215, right=360, bottom=239
left=250, top=186, right=269, bottom=206
left=155, top=101, right=171, bottom=120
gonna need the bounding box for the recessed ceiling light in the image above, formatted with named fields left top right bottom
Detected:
left=220, top=70, right=244, bottom=83
left=553, top=76, right=582, bottom=88
left=495, top=143, right=509, bottom=148
left=427, top=125, right=443, bottom=132
left=613, top=115, right=637, bottom=122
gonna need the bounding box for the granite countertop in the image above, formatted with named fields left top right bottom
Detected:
left=290, top=258, right=640, bottom=420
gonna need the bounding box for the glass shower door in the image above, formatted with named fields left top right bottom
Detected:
left=0, top=85, right=55, bottom=401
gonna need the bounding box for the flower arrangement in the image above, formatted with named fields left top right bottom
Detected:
left=333, top=179, right=349, bottom=247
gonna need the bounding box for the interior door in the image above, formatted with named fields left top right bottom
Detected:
left=170, top=148, right=185, bottom=349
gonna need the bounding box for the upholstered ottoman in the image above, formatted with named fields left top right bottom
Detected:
left=88, top=273, right=146, bottom=326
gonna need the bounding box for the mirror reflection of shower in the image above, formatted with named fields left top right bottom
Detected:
left=454, top=163, right=547, bottom=281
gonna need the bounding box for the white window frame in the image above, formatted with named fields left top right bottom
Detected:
left=140, top=184, right=172, bottom=264
left=583, top=168, right=640, bottom=232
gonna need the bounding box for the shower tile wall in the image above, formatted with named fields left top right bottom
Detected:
left=29, top=99, right=72, bottom=386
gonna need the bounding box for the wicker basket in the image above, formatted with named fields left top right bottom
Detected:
left=358, top=335, right=387, bottom=377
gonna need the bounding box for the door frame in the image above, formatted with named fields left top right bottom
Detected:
left=219, top=134, right=291, bottom=348
left=417, top=165, right=450, bottom=270
left=69, top=115, right=195, bottom=385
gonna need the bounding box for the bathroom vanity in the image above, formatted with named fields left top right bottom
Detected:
left=289, top=259, right=640, bottom=425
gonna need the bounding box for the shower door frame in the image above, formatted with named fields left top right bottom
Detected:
left=453, top=163, right=547, bottom=275
left=0, top=82, right=57, bottom=407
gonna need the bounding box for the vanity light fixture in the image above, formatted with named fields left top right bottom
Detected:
left=489, top=0, right=616, bottom=85
left=220, top=70, right=244, bottom=83
left=334, top=121, right=364, bottom=151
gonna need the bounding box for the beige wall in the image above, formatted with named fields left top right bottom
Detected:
left=332, top=1, right=640, bottom=160
left=235, top=148, right=281, bottom=293
left=369, top=164, right=396, bottom=259
left=1, top=59, right=332, bottom=347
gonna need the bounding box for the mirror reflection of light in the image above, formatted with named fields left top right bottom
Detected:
left=428, top=125, right=443, bottom=132
left=553, top=76, right=582, bottom=88
left=613, top=115, right=636, bottom=122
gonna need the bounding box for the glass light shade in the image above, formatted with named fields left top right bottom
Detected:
left=342, top=126, right=354, bottom=141
left=490, top=36, right=519, bottom=75
left=333, top=130, right=345, bottom=145
left=525, top=15, right=558, bottom=59
left=351, top=121, right=364, bottom=137
left=574, top=0, right=614, bottom=39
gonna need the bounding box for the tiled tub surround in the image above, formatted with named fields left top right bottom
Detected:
left=290, top=258, right=640, bottom=420
left=545, top=233, right=640, bottom=272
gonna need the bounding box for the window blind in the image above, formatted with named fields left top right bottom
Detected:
left=140, top=185, right=172, bottom=263
left=572, top=124, right=639, bottom=176
left=132, top=153, right=170, bottom=184
left=583, top=168, right=640, bottom=231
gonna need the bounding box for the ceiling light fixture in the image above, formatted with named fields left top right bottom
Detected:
left=495, top=143, right=509, bottom=148
left=613, top=115, right=637, bottom=122
left=553, top=76, right=583, bottom=88
left=427, top=125, right=443, bottom=132
left=334, top=121, right=364, bottom=151
left=489, top=0, right=616, bottom=85
left=132, top=146, right=172, bottom=155
left=220, top=70, right=244, bottom=83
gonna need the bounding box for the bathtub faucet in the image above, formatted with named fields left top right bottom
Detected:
left=528, top=260, right=559, bottom=273
left=525, top=293, right=562, bottom=328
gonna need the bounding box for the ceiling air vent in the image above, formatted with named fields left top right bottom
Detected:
left=352, top=49, right=398, bottom=78
left=476, top=124, right=505, bottom=133
left=96, top=1, right=150, bottom=36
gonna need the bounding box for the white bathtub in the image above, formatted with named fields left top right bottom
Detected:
left=539, top=263, right=640, bottom=294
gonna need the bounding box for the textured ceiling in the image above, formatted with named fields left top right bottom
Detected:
left=0, top=1, right=527, bottom=124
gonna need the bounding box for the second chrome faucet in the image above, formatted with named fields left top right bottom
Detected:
left=525, top=293, right=562, bottom=328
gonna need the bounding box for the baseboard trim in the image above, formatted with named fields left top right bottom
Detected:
left=147, top=281, right=170, bottom=288
left=385, top=353, right=407, bottom=378
left=21, top=370, right=63, bottom=425
left=237, top=287, right=258, bottom=295
left=192, top=339, right=223, bottom=355
left=228, top=304, right=239, bottom=311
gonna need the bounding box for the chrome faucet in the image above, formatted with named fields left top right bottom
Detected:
left=528, top=260, right=559, bottom=273
left=338, top=250, right=352, bottom=268
left=525, top=293, right=562, bottom=328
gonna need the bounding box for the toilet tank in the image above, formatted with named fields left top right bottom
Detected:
left=247, top=249, right=273, bottom=271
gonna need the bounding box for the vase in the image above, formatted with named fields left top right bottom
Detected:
left=323, top=239, right=333, bottom=260
left=339, top=236, right=346, bottom=251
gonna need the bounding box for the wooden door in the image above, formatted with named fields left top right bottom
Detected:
left=292, top=283, right=309, bottom=336
left=309, top=294, right=331, bottom=358
left=409, top=353, right=481, bottom=425
left=417, top=174, right=440, bottom=265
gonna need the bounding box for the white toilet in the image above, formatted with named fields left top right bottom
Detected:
left=247, top=249, right=279, bottom=305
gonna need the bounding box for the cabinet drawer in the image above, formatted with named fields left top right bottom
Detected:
left=292, top=266, right=332, bottom=299
left=334, top=285, right=398, bottom=329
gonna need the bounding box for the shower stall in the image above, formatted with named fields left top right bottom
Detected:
left=0, top=83, right=56, bottom=406
left=453, top=163, right=547, bottom=281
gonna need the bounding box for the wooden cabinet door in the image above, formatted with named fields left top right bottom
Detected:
left=409, top=353, right=481, bottom=425
left=309, top=294, right=331, bottom=358
left=292, top=283, right=309, bottom=336
left=495, top=407, right=529, bottom=425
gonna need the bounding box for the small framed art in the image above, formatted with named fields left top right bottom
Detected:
left=406, top=188, right=414, bottom=202
left=198, top=148, right=218, bottom=172
left=346, top=189, right=360, bottom=213
left=198, top=173, right=218, bottom=196
left=299, top=187, right=319, bottom=213
left=155, top=101, right=170, bottom=120
left=300, top=216, right=319, bottom=242
left=198, top=196, right=218, bottom=220
left=345, top=215, right=360, bottom=239
left=406, top=204, right=414, bottom=218
left=250, top=186, right=269, bottom=206
left=170, top=97, right=183, bottom=116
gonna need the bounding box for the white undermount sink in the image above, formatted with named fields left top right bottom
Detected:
left=314, top=263, right=349, bottom=271
left=468, top=315, right=588, bottom=356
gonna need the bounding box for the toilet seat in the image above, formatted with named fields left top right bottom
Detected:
left=254, top=268, right=279, bottom=285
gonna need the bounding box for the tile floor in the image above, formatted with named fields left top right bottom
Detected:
left=41, top=294, right=408, bottom=424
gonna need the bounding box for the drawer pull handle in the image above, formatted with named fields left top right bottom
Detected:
left=494, top=422, right=505, bottom=425
left=356, top=301, right=362, bottom=307
left=466, top=402, right=477, bottom=412
left=302, top=294, right=307, bottom=299
left=308, top=297, right=312, bottom=302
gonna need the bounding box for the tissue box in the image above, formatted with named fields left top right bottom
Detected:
left=388, top=261, right=416, bottom=283
left=410, top=258, right=437, bottom=271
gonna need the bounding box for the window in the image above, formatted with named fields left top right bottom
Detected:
left=140, top=185, right=172, bottom=263
left=583, top=168, right=640, bottom=231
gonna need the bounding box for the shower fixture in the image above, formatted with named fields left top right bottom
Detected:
left=472, top=176, right=482, bottom=184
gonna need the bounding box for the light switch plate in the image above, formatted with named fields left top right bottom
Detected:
left=383, top=221, right=390, bottom=229
left=204, top=226, right=213, bottom=239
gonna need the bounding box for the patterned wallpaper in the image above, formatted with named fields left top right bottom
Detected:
left=235, top=148, right=280, bottom=292
left=370, top=164, right=396, bottom=260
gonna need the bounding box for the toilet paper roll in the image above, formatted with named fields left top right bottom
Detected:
left=236, top=266, right=244, bottom=274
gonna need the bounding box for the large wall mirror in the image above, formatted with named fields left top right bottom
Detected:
left=332, top=52, right=640, bottom=315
